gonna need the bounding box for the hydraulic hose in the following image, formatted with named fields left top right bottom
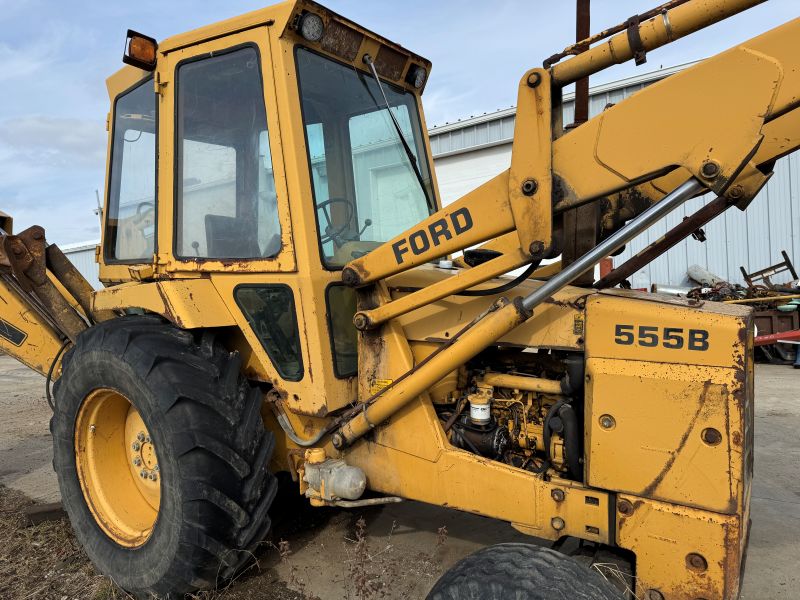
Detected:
left=459, top=260, right=540, bottom=297
left=558, top=403, right=583, bottom=481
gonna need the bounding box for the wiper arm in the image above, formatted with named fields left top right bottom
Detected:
left=362, top=54, right=435, bottom=214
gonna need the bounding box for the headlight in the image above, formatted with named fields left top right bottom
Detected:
left=406, top=64, right=427, bottom=89
left=299, top=12, right=325, bottom=42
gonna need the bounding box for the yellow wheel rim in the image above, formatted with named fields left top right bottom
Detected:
left=74, top=388, right=161, bottom=548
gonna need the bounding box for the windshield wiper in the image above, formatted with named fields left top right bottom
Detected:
left=362, top=54, right=435, bottom=214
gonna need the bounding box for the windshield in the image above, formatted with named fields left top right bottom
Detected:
left=296, top=48, right=435, bottom=268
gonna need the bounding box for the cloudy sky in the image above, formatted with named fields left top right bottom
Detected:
left=0, top=0, right=794, bottom=245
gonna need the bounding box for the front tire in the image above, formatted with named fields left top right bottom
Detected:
left=427, top=543, right=622, bottom=600
left=51, top=316, right=277, bottom=598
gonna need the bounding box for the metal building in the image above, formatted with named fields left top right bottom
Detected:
left=430, top=63, right=800, bottom=289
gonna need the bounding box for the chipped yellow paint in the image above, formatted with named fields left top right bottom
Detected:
left=616, top=495, right=748, bottom=600
left=93, top=279, right=235, bottom=329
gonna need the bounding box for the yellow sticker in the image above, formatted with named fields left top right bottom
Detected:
left=370, top=378, right=393, bottom=395
left=573, top=315, right=585, bottom=336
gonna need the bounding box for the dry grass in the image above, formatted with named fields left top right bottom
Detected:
left=0, top=486, right=447, bottom=600
left=0, top=486, right=302, bottom=600
left=0, top=485, right=123, bottom=599
left=340, top=517, right=448, bottom=600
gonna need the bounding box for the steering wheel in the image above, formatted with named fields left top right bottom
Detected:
left=316, top=197, right=355, bottom=246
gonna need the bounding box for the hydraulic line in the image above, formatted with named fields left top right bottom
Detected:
left=459, top=260, right=540, bottom=297
left=549, top=0, right=766, bottom=86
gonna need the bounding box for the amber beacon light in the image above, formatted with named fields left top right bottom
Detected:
left=123, top=29, right=158, bottom=71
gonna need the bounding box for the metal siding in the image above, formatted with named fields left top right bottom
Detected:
left=611, top=156, right=800, bottom=287
left=684, top=195, right=708, bottom=280
left=790, top=153, right=800, bottom=263
left=62, top=246, right=102, bottom=290
left=430, top=71, right=800, bottom=289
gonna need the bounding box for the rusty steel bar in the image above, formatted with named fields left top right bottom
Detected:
left=595, top=195, right=731, bottom=289
left=45, top=244, right=116, bottom=323
left=573, top=0, right=591, bottom=125
left=550, top=0, right=766, bottom=87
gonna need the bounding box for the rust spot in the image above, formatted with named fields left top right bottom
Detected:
left=731, top=431, right=742, bottom=446
left=542, top=294, right=590, bottom=310
left=617, top=498, right=634, bottom=516
left=374, top=44, right=406, bottom=80
left=686, top=552, right=708, bottom=572
left=154, top=283, right=183, bottom=328
left=321, top=20, right=363, bottom=62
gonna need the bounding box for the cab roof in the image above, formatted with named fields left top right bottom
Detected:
left=107, top=0, right=430, bottom=100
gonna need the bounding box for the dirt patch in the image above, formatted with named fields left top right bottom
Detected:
left=0, top=484, right=450, bottom=600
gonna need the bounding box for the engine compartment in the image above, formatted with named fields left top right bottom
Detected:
left=433, top=348, right=586, bottom=482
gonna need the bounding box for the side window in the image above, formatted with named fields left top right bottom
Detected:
left=326, top=285, right=358, bottom=378
left=176, top=46, right=281, bottom=259
left=235, top=285, right=304, bottom=381
left=105, top=79, right=156, bottom=262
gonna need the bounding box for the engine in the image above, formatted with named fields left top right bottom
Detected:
left=435, top=350, right=585, bottom=481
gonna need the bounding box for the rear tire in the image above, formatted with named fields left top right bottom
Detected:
left=427, top=543, right=622, bottom=600
left=51, top=316, right=277, bottom=598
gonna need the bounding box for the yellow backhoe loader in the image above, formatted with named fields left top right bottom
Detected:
left=1, top=0, right=797, bottom=598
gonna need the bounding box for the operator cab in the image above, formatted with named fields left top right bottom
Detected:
left=97, top=1, right=439, bottom=416
left=99, top=1, right=438, bottom=282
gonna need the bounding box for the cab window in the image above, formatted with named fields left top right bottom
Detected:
left=296, top=48, right=435, bottom=268
left=175, top=46, right=281, bottom=259
left=105, top=78, right=156, bottom=262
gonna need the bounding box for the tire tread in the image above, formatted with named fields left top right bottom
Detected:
left=52, top=316, right=277, bottom=599
left=427, top=543, right=622, bottom=600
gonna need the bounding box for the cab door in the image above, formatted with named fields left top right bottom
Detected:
left=158, top=27, right=295, bottom=275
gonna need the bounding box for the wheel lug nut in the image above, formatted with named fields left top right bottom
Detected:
left=137, top=432, right=145, bottom=442
left=153, top=465, right=159, bottom=472
left=150, top=473, right=158, bottom=482
left=144, top=436, right=151, bottom=444
left=139, top=470, right=146, bottom=478
left=133, top=457, right=142, bottom=467
left=132, top=442, right=141, bottom=451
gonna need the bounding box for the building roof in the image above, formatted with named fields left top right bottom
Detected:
left=60, top=240, right=100, bottom=253
left=428, top=61, right=698, bottom=158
